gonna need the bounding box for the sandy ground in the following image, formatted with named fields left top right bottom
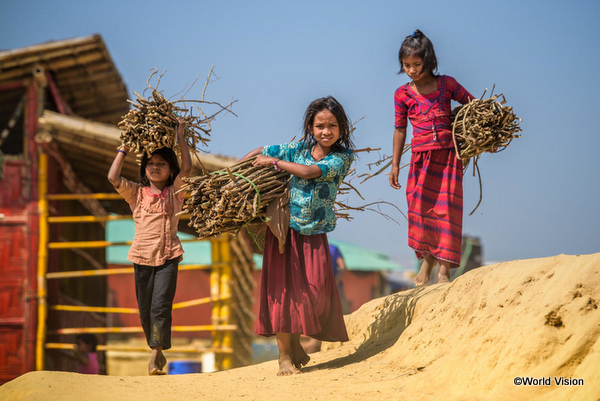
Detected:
left=1, top=252, right=599, bottom=401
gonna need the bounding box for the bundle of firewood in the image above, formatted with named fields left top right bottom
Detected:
left=180, top=156, right=290, bottom=238
left=450, top=89, right=522, bottom=214
left=180, top=149, right=403, bottom=238
left=118, top=68, right=233, bottom=157
left=451, top=90, right=522, bottom=168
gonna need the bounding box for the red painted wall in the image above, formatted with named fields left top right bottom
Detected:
left=0, top=80, right=40, bottom=383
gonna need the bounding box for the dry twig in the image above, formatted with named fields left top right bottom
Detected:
left=180, top=156, right=290, bottom=239
left=118, top=67, right=236, bottom=159
left=451, top=87, right=522, bottom=169
left=451, top=87, right=522, bottom=214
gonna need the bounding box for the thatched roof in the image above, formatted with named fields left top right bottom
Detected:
left=0, top=34, right=237, bottom=194
left=0, top=34, right=129, bottom=125
left=37, top=110, right=238, bottom=194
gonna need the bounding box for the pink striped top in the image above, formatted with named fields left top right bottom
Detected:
left=394, top=75, right=473, bottom=152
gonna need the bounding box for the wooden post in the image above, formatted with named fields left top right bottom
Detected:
left=210, top=237, right=223, bottom=369
left=35, top=152, right=49, bottom=371
left=219, top=238, right=233, bottom=370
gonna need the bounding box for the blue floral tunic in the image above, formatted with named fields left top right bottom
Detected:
left=262, top=142, right=354, bottom=235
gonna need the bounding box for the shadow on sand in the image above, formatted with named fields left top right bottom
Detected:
left=304, top=286, right=438, bottom=372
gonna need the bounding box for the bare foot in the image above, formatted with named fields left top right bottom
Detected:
left=413, top=256, right=435, bottom=287
left=438, top=261, right=451, bottom=284
left=277, top=355, right=301, bottom=376
left=159, top=353, right=167, bottom=373
left=292, top=341, right=311, bottom=369
left=148, top=349, right=166, bottom=375
left=150, top=367, right=166, bottom=376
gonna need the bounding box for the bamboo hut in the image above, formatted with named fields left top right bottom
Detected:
left=0, top=34, right=254, bottom=381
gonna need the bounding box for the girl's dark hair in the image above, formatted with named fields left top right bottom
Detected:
left=76, top=334, right=98, bottom=352
left=398, top=29, right=438, bottom=76
left=140, top=147, right=180, bottom=187
left=301, top=96, right=355, bottom=152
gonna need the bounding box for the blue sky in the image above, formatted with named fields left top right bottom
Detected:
left=2, top=0, right=599, bottom=266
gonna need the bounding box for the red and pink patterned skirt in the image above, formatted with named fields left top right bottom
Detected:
left=406, top=148, right=463, bottom=266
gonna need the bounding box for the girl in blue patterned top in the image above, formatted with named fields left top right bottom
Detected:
left=240, top=96, right=354, bottom=376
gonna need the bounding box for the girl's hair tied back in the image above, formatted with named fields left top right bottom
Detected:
left=397, top=29, right=437, bottom=76
left=410, top=30, right=423, bottom=39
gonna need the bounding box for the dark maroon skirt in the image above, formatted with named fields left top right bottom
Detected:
left=255, top=228, right=349, bottom=342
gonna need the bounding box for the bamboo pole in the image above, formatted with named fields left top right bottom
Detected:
left=48, top=215, right=132, bottom=223
left=45, top=343, right=234, bottom=354
left=47, top=214, right=190, bottom=223
left=0, top=52, right=106, bottom=82
left=50, top=324, right=237, bottom=335
left=49, top=295, right=231, bottom=314
left=0, top=34, right=101, bottom=66
left=35, top=152, right=49, bottom=371
left=176, top=264, right=219, bottom=271
left=68, top=87, right=128, bottom=108
left=47, top=192, right=190, bottom=201
left=48, top=240, right=130, bottom=249
left=172, top=295, right=231, bottom=310
left=47, top=132, right=122, bottom=156
left=53, top=69, right=120, bottom=86
left=85, top=109, right=132, bottom=126
left=45, top=264, right=213, bottom=279
left=46, top=267, right=133, bottom=279
left=47, top=193, right=123, bottom=200
left=47, top=237, right=200, bottom=249
left=220, top=238, right=233, bottom=370
left=210, top=237, right=223, bottom=370
left=51, top=305, right=139, bottom=314
left=37, top=109, right=126, bottom=142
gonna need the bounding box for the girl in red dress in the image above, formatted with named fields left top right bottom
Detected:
left=389, top=30, right=475, bottom=286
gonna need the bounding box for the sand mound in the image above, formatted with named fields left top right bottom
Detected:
left=2, top=253, right=599, bottom=401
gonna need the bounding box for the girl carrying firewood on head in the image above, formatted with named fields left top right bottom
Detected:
left=240, top=96, right=355, bottom=376
left=108, top=117, right=191, bottom=375
left=389, top=29, right=475, bottom=286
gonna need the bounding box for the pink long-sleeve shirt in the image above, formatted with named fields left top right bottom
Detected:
left=116, top=176, right=185, bottom=266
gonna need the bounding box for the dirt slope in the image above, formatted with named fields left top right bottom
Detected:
left=1, top=253, right=598, bottom=401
